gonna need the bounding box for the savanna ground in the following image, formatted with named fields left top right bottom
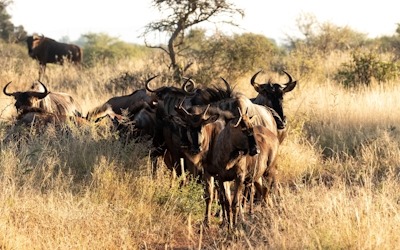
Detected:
left=1, top=52, right=400, bottom=250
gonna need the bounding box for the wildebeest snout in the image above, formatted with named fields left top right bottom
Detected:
left=249, top=145, right=260, bottom=156
left=190, top=145, right=202, bottom=155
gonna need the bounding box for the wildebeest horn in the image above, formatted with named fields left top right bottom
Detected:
left=181, top=106, right=190, bottom=116
left=220, top=77, right=231, bottom=93
left=176, top=97, right=185, bottom=109
left=283, top=70, right=293, bottom=85
left=182, top=77, right=195, bottom=93
left=3, top=81, right=14, bottom=96
left=33, top=34, right=42, bottom=40
left=250, top=70, right=263, bottom=87
left=202, top=104, right=210, bottom=119
left=17, top=33, right=27, bottom=41
left=175, top=97, right=190, bottom=116
left=29, top=81, right=49, bottom=99
left=145, top=75, right=159, bottom=92
left=234, top=107, right=243, bottom=127
left=38, top=80, right=48, bottom=93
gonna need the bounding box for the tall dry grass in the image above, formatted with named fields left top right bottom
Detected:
left=1, top=53, right=400, bottom=249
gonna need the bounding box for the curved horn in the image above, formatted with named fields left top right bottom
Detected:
left=33, top=34, right=42, bottom=40
left=220, top=77, right=231, bottom=93
left=17, top=33, right=27, bottom=41
left=175, top=97, right=190, bottom=116
left=202, top=104, right=210, bottom=119
left=3, top=81, right=14, bottom=96
left=176, top=97, right=185, bottom=109
left=181, top=107, right=190, bottom=116
left=250, top=70, right=263, bottom=86
left=234, top=107, right=243, bottom=127
left=145, top=75, right=159, bottom=93
left=38, top=80, right=48, bottom=93
left=29, top=80, right=49, bottom=99
left=182, top=77, right=195, bottom=93
left=283, top=70, right=293, bottom=85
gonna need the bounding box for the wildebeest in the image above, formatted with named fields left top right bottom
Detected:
left=20, top=34, right=83, bottom=80
left=145, top=75, right=196, bottom=115
left=15, top=103, right=122, bottom=131
left=105, top=75, right=155, bottom=116
left=250, top=70, right=297, bottom=142
left=144, top=76, right=199, bottom=177
left=3, top=81, right=82, bottom=117
left=174, top=105, right=279, bottom=229
left=130, top=102, right=157, bottom=138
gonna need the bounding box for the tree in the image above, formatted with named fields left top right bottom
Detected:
left=0, top=0, right=27, bottom=42
left=185, top=30, right=280, bottom=84
left=285, top=12, right=367, bottom=55
left=141, top=0, right=244, bottom=82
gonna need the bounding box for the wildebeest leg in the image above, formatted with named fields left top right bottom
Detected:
left=232, top=176, right=245, bottom=226
left=245, top=183, right=255, bottom=215
left=262, top=167, right=277, bottom=206
left=203, top=172, right=214, bottom=227
left=38, top=63, right=46, bottom=81
left=218, top=178, right=233, bottom=229
left=162, top=150, right=179, bottom=183
left=254, top=177, right=268, bottom=206
left=241, top=183, right=256, bottom=216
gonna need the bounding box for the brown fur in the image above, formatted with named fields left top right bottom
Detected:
left=25, top=35, right=82, bottom=79
left=105, top=89, right=152, bottom=116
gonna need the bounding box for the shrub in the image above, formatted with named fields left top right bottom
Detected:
left=334, top=49, right=400, bottom=87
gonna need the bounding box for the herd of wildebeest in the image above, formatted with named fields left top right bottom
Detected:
left=2, top=35, right=297, bottom=230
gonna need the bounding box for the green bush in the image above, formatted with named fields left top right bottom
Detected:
left=81, top=33, right=149, bottom=67
left=184, top=30, right=280, bottom=85
left=334, top=49, right=399, bottom=87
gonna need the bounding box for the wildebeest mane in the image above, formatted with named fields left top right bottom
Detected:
left=190, top=83, right=235, bottom=106
left=39, top=92, right=82, bottom=117
left=185, top=105, right=236, bottom=122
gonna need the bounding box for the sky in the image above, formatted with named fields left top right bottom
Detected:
left=8, top=0, right=400, bottom=45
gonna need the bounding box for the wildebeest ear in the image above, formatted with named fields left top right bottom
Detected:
left=283, top=80, right=297, bottom=93
left=253, top=84, right=262, bottom=93
left=204, top=114, right=219, bottom=124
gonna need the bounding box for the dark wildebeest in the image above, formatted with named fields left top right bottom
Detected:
left=105, top=77, right=154, bottom=116
left=174, top=104, right=279, bottom=229
left=145, top=75, right=196, bottom=116
left=130, top=102, right=157, bottom=138
left=20, top=34, right=82, bottom=80
left=144, top=76, right=198, bottom=178
left=3, top=81, right=82, bottom=117
left=250, top=70, right=297, bottom=143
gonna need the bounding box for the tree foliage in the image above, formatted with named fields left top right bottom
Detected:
left=0, top=0, right=27, bottom=42
left=185, top=30, right=280, bottom=84
left=141, top=0, right=244, bottom=83
left=81, top=33, right=149, bottom=66
left=285, top=12, right=367, bottom=56
left=334, top=49, right=399, bottom=87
